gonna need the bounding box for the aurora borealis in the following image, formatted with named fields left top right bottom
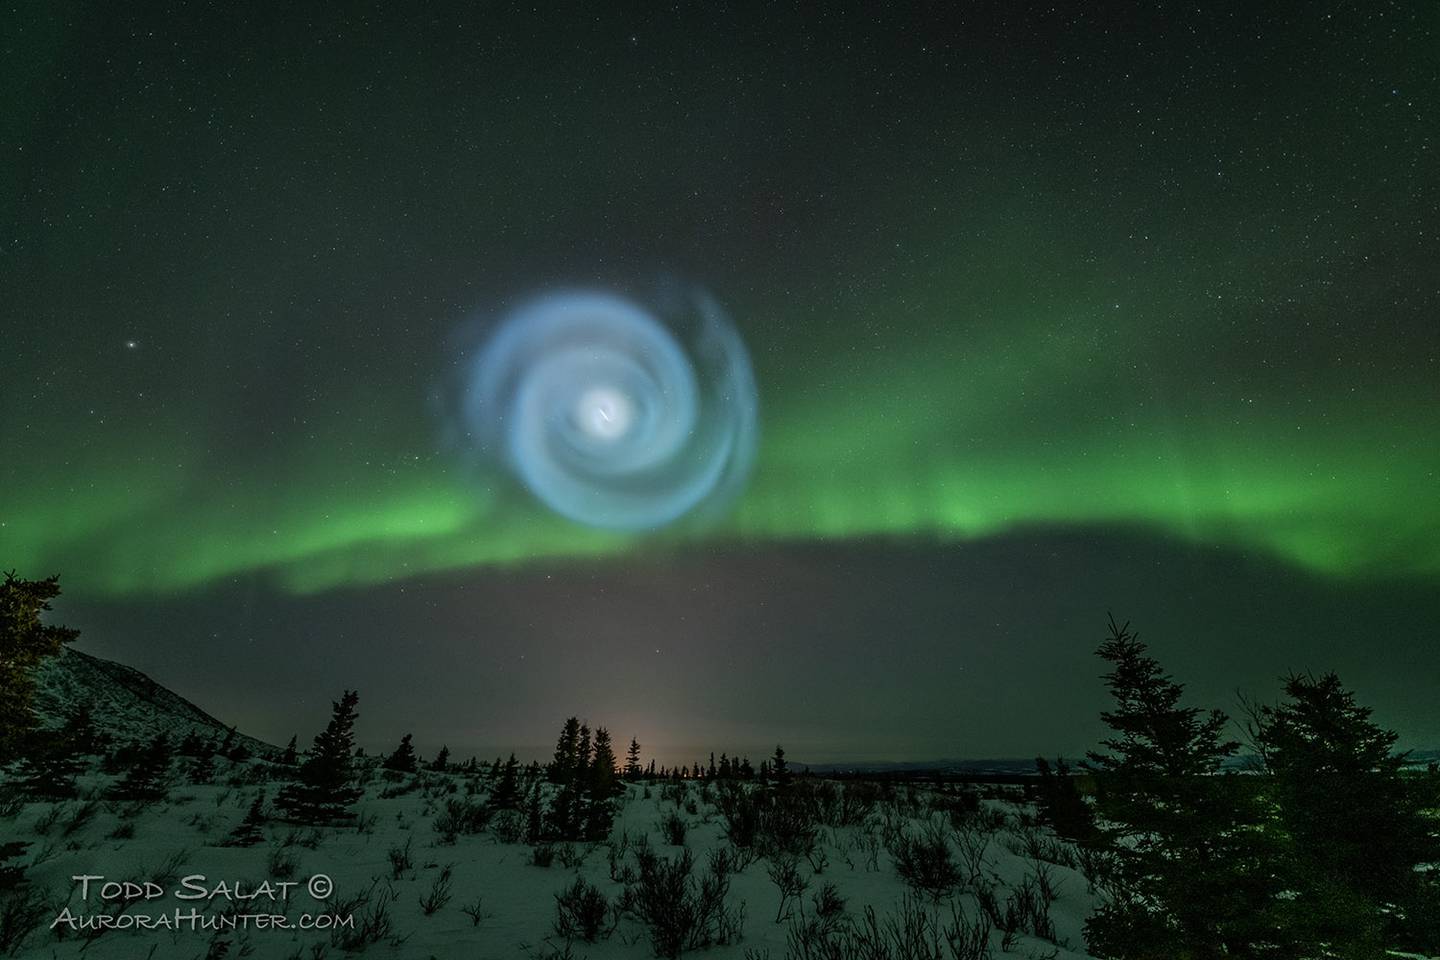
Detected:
left=4, top=3, right=1438, bottom=760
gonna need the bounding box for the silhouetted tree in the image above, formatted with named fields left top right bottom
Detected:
left=770, top=745, right=789, bottom=784
left=428, top=745, right=451, bottom=772
left=224, top=730, right=250, bottom=763
left=186, top=750, right=215, bottom=784
left=583, top=727, right=620, bottom=840
left=491, top=753, right=522, bottom=809
left=383, top=733, right=418, bottom=773
left=1035, top=756, right=1098, bottom=844
left=577, top=723, right=592, bottom=775
left=550, top=717, right=581, bottom=783
left=1084, top=615, right=1277, bottom=958
left=15, top=729, right=83, bottom=799
left=1253, top=672, right=1440, bottom=955
left=280, top=735, right=298, bottom=766
left=177, top=731, right=207, bottom=758
left=109, top=734, right=172, bottom=802
left=61, top=704, right=104, bottom=756
left=224, top=791, right=267, bottom=847
left=0, top=572, right=79, bottom=761
left=275, top=690, right=363, bottom=823
left=625, top=736, right=643, bottom=779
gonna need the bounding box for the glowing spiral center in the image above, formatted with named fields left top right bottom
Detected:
left=576, top=387, right=634, bottom=441
left=459, top=288, right=758, bottom=530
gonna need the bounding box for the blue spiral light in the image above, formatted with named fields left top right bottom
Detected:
left=460, top=288, right=758, bottom=530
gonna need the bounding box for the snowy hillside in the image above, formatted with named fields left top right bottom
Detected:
left=29, top=647, right=276, bottom=757
left=0, top=766, right=1101, bottom=959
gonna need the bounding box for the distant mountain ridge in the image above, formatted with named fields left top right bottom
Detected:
left=30, top=646, right=276, bottom=756
left=802, top=751, right=1440, bottom=776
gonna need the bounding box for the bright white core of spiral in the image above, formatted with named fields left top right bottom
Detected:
left=576, top=386, right=634, bottom=441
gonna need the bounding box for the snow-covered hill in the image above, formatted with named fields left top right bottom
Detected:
left=29, top=646, right=276, bottom=756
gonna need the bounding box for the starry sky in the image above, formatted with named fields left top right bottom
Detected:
left=4, top=3, right=1438, bottom=763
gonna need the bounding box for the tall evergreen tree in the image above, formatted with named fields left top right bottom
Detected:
left=0, top=572, right=79, bottom=761
left=428, top=745, right=451, bottom=772
left=382, top=733, right=418, bottom=773
left=1254, top=672, right=1440, bottom=955
left=491, top=753, right=522, bottom=809
left=1084, top=616, right=1277, bottom=959
left=549, top=717, right=580, bottom=783
left=770, top=745, right=789, bottom=784
left=584, top=727, right=620, bottom=839
left=275, top=690, right=363, bottom=823
left=280, top=735, right=298, bottom=766
left=625, top=736, right=643, bottom=779
left=577, top=723, right=592, bottom=776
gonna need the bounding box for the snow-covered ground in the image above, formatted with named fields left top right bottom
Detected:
left=0, top=761, right=1101, bottom=960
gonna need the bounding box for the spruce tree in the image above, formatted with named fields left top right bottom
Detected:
left=1255, top=672, right=1440, bottom=954
left=428, top=745, right=450, bottom=772
left=1084, top=616, right=1277, bottom=959
left=225, top=735, right=251, bottom=764
left=582, top=727, right=620, bottom=840
left=771, top=745, right=789, bottom=784
left=625, top=736, right=643, bottom=779
left=109, top=734, right=172, bottom=802
left=1034, top=756, right=1098, bottom=844
left=550, top=717, right=580, bottom=783
left=16, top=729, right=83, bottom=799
left=275, top=690, right=363, bottom=823
left=0, top=572, right=79, bottom=761
left=61, top=704, right=103, bottom=756
left=382, top=733, right=418, bottom=773
left=525, top=782, right=545, bottom=843
left=591, top=728, right=618, bottom=796
left=224, top=791, right=267, bottom=847
left=491, top=753, right=522, bottom=809
left=280, top=735, right=298, bottom=766
left=577, top=723, right=592, bottom=775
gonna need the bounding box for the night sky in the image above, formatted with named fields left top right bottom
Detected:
left=4, top=3, right=1437, bottom=764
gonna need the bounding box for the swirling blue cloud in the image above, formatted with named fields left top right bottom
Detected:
left=457, top=288, right=758, bottom=530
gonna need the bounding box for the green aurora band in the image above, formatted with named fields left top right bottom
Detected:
left=8, top=252, right=1436, bottom=596
left=7, top=4, right=1435, bottom=599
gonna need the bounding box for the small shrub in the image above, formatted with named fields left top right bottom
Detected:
left=889, top=822, right=961, bottom=901
left=267, top=846, right=299, bottom=880
left=387, top=837, right=413, bottom=879
left=461, top=894, right=490, bottom=927
left=419, top=866, right=452, bottom=916
left=658, top=810, right=687, bottom=846
left=767, top=855, right=808, bottom=922
left=433, top=798, right=492, bottom=843
left=553, top=875, right=610, bottom=942
left=329, top=877, right=398, bottom=951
